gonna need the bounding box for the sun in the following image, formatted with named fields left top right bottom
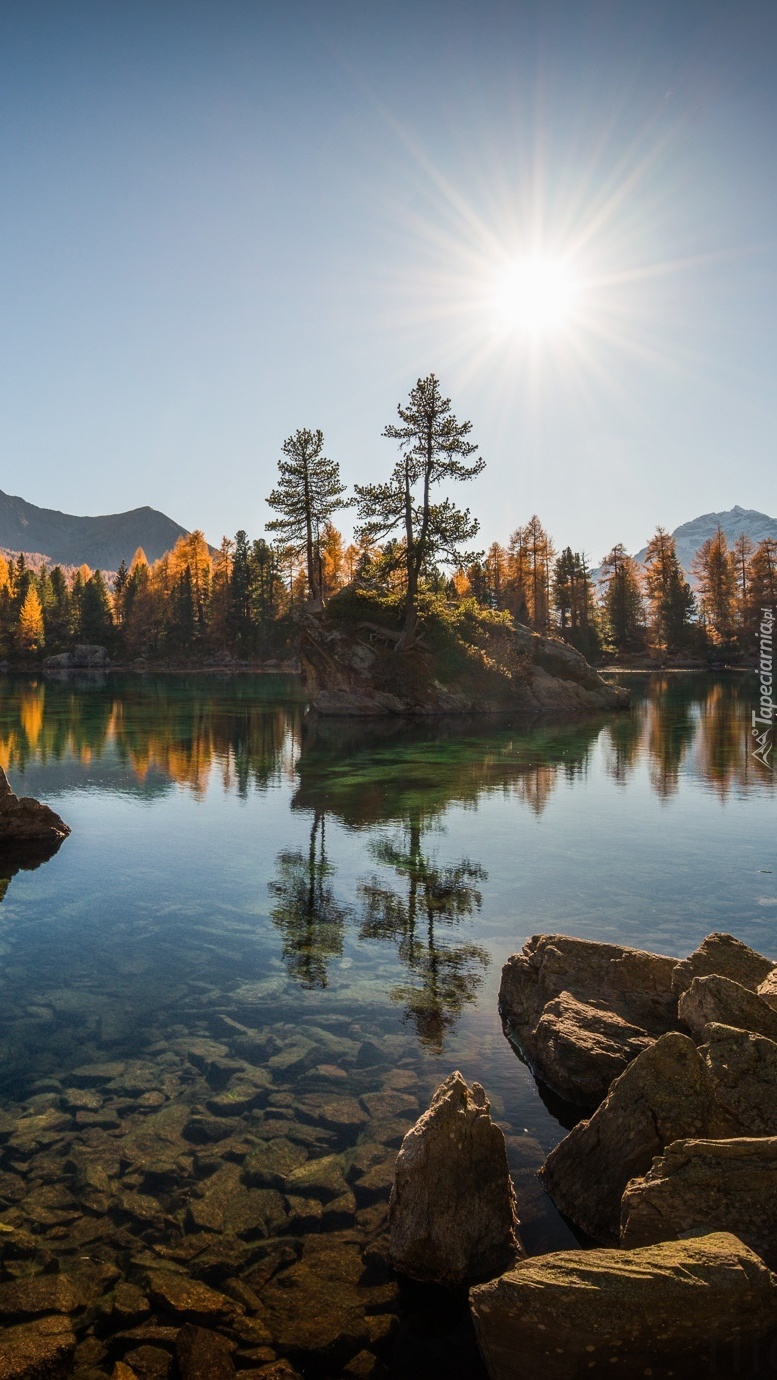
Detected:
left=495, top=256, right=580, bottom=335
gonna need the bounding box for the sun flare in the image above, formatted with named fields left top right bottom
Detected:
left=495, top=256, right=580, bottom=335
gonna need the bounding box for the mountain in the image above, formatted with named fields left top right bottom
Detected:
left=634, top=505, right=777, bottom=579
left=0, top=489, right=190, bottom=571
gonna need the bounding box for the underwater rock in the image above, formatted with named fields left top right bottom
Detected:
left=540, top=1032, right=732, bottom=1244
left=0, top=1315, right=76, bottom=1380
left=469, top=1232, right=777, bottom=1380
left=0, top=767, right=70, bottom=847
left=175, top=1323, right=237, bottom=1380
left=388, top=1071, right=522, bottom=1286
left=620, top=1136, right=777, bottom=1267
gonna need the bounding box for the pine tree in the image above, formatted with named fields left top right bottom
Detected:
left=354, top=375, right=484, bottom=648
left=266, top=429, right=350, bottom=609
left=600, top=544, right=644, bottom=650
left=79, top=572, right=114, bottom=644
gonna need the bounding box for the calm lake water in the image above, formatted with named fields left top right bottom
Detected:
left=0, top=671, right=774, bottom=1377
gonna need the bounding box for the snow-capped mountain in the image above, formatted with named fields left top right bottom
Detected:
left=634, top=506, right=777, bottom=579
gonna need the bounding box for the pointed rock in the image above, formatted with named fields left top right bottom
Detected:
left=388, top=1071, right=522, bottom=1285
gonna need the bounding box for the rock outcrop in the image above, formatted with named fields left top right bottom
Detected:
left=499, top=935, right=677, bottom=1106
left=298, top=610, right=629, bottom=716
left=701, top=1022, right=777, bottom=1135
left=678, top=972, right=777, bottom=1044
left=0, top=766, right=70, bottom=846
left=469, top=1232, right=777, bottom=1380
left=539, top=1032, right=732, bottom=1243
left=672, top=931, right=775, bottom=997
left=621, top=1136, right=777, bottom=1267
left=388, top=1071, right=522, bottom=1285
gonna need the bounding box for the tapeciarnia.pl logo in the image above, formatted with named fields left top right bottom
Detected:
left=752, top=606, right=775, bottom=770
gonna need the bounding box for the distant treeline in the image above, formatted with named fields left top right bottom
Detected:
left=1, top=517, right=774, bottom=664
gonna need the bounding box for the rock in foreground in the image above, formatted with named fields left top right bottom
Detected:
left=389, top=1071, right=521, bottom=1285
left=469, top=1232, right=777, bottom=1380
left=499, top=934, right=677, bottom=1107
left=0, top=766, right=70, bottom=845
left=621, top=1136, right=777, bottom=1267
left=540, top=1032, right=731, bottom=1243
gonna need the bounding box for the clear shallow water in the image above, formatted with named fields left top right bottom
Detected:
left=0, top=671, right=774, bottom=1376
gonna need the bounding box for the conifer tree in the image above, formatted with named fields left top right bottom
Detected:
left=18, top=586, right=44, bottom=651
left=266, top=429, right=350, bottom=609
left=354, top=375, right=484, bottom=648
left=600, top=544, right=644, bottom=650
left=642, top=528, right=695, bottom=650
left=692, top=527, right=737, bottom=645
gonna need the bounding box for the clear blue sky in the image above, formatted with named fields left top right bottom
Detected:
left=1, top=0, right=776, bottom=564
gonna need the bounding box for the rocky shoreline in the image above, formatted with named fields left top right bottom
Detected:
left=385, top=930, right=777, bottom=1378
left=1, top=928, right=776, bottom=1378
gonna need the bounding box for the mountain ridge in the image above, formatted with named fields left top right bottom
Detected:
left=0, top=488, right=190, bottom=571
left=633, top=504, right=777, bottom=579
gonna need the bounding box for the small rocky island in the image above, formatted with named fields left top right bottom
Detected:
left=297, top=601, right=628, bottom=716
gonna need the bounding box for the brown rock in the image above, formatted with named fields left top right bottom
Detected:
left=702, top=1022, right=777, bottom=1134
left=759, top=967, right=777, bottom=1010
left=621, top=1136, right=777, bottom=1266
left=0, top=1316, right=76, bottom=1380
left=388, top=1071, right=521, bottom=1285
left=529, top=992, right=654, bottom=1105
left=469, top=1231, right=777, bottom=1380
left=679, top=972, right=777, bottom=1044
left=499, top=934, right=676, bottom=1106
left=175, top=1323, right=236, bottom=1380
left=672, top=931, right=775, bottom=997
left=540, top=1032, right=729, bottom=1243
left=121, top=1346, right=171, bottom=1379
left=0, top=767, right=70, bottom=845
left=146, top=1272, right=236, bottom=1326
left=259, top=1242, right=369, bottom=1369
left=0, top=1274, right=81, bottom=1319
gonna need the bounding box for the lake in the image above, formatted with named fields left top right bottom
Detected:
left=0, top=670, right=774, bottom=1378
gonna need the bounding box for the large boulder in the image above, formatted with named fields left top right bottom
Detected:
left=43, top=644, right=111, bottom=670
left=0, top=767, right=70, bottom=846
left=672, top=932, right=775, bottom=997
left=621, top=1136, right=777, bottom=1267
left=702, top=1022, right=777, bottom=1135
left=469, top=1232, right=777, bottom=1380
left=678, top=973, right=777, bottom=1044
left=499, top=935, right=677, bottom=1107
left=539, top=1032, right=732, bottom=1243
left=388, top=1071, right=522, bottom=1285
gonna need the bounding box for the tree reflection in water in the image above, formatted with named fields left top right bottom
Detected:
left=358, top=817, right=489, bottom=1053
left=268, top=809, right=350, bottom=989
